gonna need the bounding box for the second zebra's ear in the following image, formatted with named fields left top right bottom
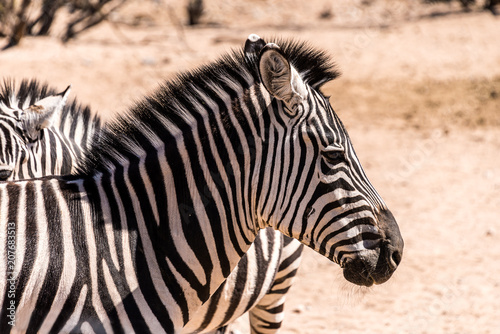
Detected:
left=258, top=43, right=307, bottom=116
left=20, top=85, right=71, bottom=141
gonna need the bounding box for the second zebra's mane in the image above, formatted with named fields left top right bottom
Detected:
left=0, top=79, right=58, bottom=111
left=78, top=38, right=340, bottom=176
left=0, top=78, right=101, bottom=138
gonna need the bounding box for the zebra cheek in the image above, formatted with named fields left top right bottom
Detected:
left=305, top=206, right=316, bottom=220
left=301, top=207, right=316, bottom=245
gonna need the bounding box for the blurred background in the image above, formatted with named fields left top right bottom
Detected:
left=1, top=1, right=499, bottom=333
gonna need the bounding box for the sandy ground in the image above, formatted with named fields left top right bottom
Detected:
left=1, top=1, right=499, bottom=333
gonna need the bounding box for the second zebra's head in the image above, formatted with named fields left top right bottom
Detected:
left=247, top=35, right=403, bottom=287
left=0, top=81, right=70, bottom=181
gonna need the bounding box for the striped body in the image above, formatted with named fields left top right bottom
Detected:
left=0, top=78, right=303, bottom=333
left=0, top=36, right=403, bottom=333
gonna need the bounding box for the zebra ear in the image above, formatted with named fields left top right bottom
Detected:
left=244, top=34, right=266, bottom=56
left=20, top=85, right=71, bottom=141
left=258, top=43, right=307, bottom=115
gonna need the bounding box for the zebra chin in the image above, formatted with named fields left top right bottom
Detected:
left=341, top=209, right=404, bottom=287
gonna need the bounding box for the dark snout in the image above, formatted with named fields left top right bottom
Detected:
left=343, top=209, right=404, bottom=287
left=372, top=209, right=404, bottom=283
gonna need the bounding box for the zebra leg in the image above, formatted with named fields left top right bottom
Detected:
left=248, top=237, right=304, bottom=334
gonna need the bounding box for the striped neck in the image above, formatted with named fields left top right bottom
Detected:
left=79, top=79, right=272, bottom=327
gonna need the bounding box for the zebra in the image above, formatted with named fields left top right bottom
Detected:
left=0, top=77, right=304, bottom=333
left=0, top=34, right=403, bottom=333
left=0, top=79, right=102, bottom=181
left=0, top=80, right=302, bottom=332
left=183, top=230, right=304, bottom=334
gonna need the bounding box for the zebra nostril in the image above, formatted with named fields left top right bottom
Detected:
left=385, top=245, right=402, bottom=271
left=0, top=168, right=13, bottom=180
left=382, top=241, right=402, bottom=270
left=391, top=250, right=402, bottom=267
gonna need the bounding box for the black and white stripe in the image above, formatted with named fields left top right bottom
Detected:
left=0, top=79, right=101, bottom=180
left=0, top=35, right=403, bottom=333
left=0, top=78, right=304, bottom=333
left=0, top=80, right=302, bottom=331
left=183, top=228, right=304, bottom=334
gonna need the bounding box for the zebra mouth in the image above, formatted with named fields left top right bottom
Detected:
left=343, top=269, right=375, bottom=287
left=341, top=240, right=402, bottom=287
left=341, top=257, right=376, bottom=287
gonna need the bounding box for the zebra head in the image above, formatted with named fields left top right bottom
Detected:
left=247, top=36, right=403, bottom=287
left=0, top=82, right=71, bottom=180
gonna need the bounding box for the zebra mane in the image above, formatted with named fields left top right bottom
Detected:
left=0, top=79, right=58, bottom=111
left=77, top=38, right=340, bottom=175
left=273, top=38, right=341, bottom=89
left=0, top=78, right=101, bottom=136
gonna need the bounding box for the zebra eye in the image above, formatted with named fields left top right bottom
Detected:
left=322, top=149, right=345, bottom=165
left=0, top=167, right=13, bottom=180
